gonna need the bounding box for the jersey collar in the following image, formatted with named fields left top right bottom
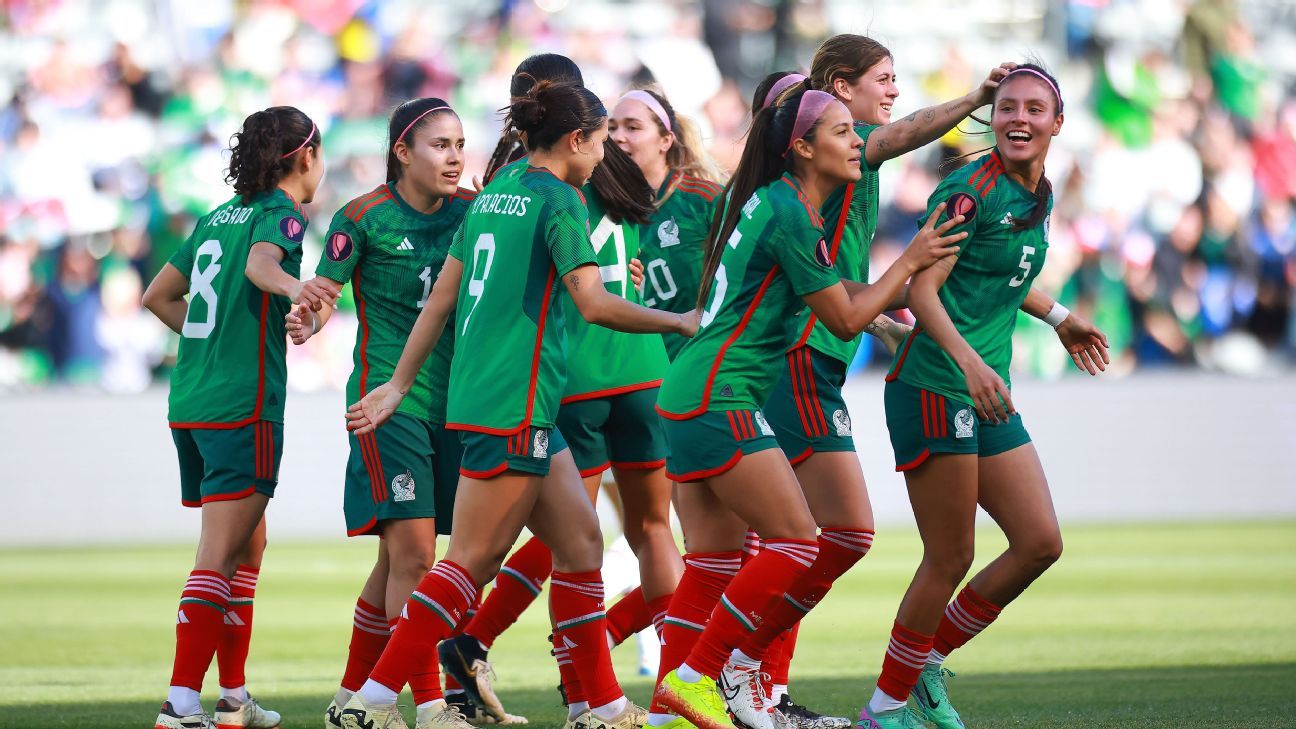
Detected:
left=388, top=182, right=447, bottom=221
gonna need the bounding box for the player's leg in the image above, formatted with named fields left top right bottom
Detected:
left=383, top=517, right=444, bottom=715
left=216, top=515, right=265, bottom=705
left=327, top=542, right=390, bottom=728
left=528, top=445, right=641, bottom=729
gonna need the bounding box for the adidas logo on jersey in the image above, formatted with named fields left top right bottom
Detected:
left=1000, top=212, right=1016, bottom=226
left=397, top=237, right=414, bottom=250
left=719, top=384, right=734, bottom=397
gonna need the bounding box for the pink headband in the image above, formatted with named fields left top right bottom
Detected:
left=784, top=90, right=840, bottom=154
left=396, top=105, right=453, bottom=146
left=281, top=122, right=316, bottom=159
left=1002, top=68, right=1062, bottom=110
left=618, top=90, right=672, bottom=133
left=763, top=73, right=806, bottom=110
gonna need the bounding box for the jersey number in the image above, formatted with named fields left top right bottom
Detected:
left=641, top=259, right=678, bottom=307
left=417, top=266, right=432, bottom=309
left=462, top=234, right=496, bottom=334
left=590, top=216, right=629, bottom=299
left=182, top=239, right=222, bottom=339
left=699, top=229, right=742, bottom=328
left=1008, top=245, right=1036, bottom=288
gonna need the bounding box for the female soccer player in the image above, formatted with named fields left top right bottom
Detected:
left=284, top=98, right=480, bottom=729
left=142, top=106, right=331, bottom=729
left=858, top=64, right=1107, bottom=729
left=651, top=88, right=967, bottom=729
left=339, top=81, right=698, bottom=729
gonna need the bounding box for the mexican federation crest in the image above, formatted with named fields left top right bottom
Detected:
left=533, top=429, right=549, bottom=459
left=391, top=470, right=416, bottom=502
left=832, top=409, right=852, bottom=437
left=658, top=217, right=680, bottom=247
left=954, top=409, right=976, bottom=439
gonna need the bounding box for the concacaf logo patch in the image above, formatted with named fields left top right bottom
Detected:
left=279, top=216, right=305, bottom=242
left=944, top=192, right=977, bottom=224
left=391, top=470, right=415, bottom=502
left=533, top=429, right=549, bottom=459
left=954, top=409, right=976, bottom=439
left=327, top=231, right=353, bottom=262
left=814, top=237, right=832, bottom=267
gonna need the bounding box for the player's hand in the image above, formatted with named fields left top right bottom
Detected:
left=295, top=278, right=339, bottom=312
left=629, top=257, right=645, bottom=292
left=962, top=357, right=1014, bottom=424
left=471, top=175, right=485, bottom=192
left=678, top=309, right=701, bottom=338
left=285, top=303, right=316, bottom=345
left=1054, top=311, right=1110, bottom=375
left=345, top=382, right=405, bottom=435
left=865, top=315, right=912, bottom=356
left=974, top=63, right=1017, bottom=105
left=901, top=203, right=964, bottom=271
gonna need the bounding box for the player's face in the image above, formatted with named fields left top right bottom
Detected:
left=403, top=114, right=466, bottom=197
left=992, top=76, right=1063, bottom=167
left=567, top=119, right=609, bottom=186
left=835, top=56, right=898, bottom=125
left=803, top=102, right=863, bottom=185
left=610, top=99, right=672, bottom=173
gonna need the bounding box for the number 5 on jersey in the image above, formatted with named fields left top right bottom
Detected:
left=462, top=233, right=496, bottom=334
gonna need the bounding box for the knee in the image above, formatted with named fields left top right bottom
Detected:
left=924, top=543, right=975, bottom=585
left=391, top=542, right=438, bottom=578
left=551, top=525, right=604, bottom=574
left=1019, top=534, right=1063, bottom=574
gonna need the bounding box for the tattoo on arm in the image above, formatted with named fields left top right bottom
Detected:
left=923, top=108, right=935, bottom=123
left=903, top=111, right=917, bottom=124
left=568, top=274, right=580, bottom=291
left=864, top=321, right=882, bottom=334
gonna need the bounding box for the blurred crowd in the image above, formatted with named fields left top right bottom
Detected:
left=1, top=0, right=1293, bottom=394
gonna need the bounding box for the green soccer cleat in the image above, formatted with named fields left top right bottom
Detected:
left=911, top=666, right=964, bottom=729
left=651, top=717, right=698, bottom=729
left=855, top=705, right=923, bottom=729
left=653, top=670, right=735, bottom=729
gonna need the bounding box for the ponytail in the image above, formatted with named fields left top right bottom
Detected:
left=483, top=54, right=585, bottom=185
left=225, top=106, right=318, bottom=202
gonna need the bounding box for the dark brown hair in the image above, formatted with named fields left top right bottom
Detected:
left=387, top=97, right=457, bottom=182
left=225, top=106, right=318, bottom=202
left=808, top=34, right=892, bottom=94
left=483, top=54, right=584, bottom=183
left=751, top=71, right=807, bottom=115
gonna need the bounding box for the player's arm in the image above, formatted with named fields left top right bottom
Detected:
left=142, top=263, right=191, bottom=335
left=285, top=275, right=344, bottom=345
left=864, top=63, right=1014, bottom=166
left=346, top=258, right=462, bottom=435
left=245, top=242, right=336, bottom=311
left=909, top=254, right=1015, bottom=423
left=805, top=204, right=964, bottom=341
left=563, top=264, right=698, bottom=336
left=1020, top=288, right=1110, bottom=375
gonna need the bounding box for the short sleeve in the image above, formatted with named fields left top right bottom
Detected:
left=774, top=209, right=840, bottom=296
left=855, top=123, right=884, bottom=173
left=447, top=221, right=467, bottom=263
left=251, top=208, right=309, bottom=255
left=545, top=199, right=597, bottom=277
left=314, top=212, right=365, bottom=283
left=918, top=174, right=981, bottom=253
left=168, top=231, right=196, bottom=279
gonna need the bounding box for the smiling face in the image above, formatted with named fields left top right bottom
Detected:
left=397, top=113, right=465, bottom=197
left=789, top=101, right=863, bottom=186
left=609, top=98, right=672, bottom=176
left=833, top=55, right=898, bottom=125
left=992, top=73, right=1063, bottom=167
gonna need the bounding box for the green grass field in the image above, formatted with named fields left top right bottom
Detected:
left=2, top=521, right=1293, bottom=729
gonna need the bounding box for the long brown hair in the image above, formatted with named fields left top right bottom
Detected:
left=225, top=106, right=318, bottom=202
left=808, top=34, right=892, bottom=95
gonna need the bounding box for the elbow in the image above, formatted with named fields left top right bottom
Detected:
left=818, top=314, right=858, bottom=341
left=576, top=297, right=612, bottom=327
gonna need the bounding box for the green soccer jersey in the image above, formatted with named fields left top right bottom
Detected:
left=562, top=187, right=670, bottom=401
left=638, top=171, right=723, bottom=360
left=887, top=150, right=1052, bottom=404
left=657, top=172, right=841, bottom=418
left=790, top=122, right=882, bottom=363
left=445, top=164, right=598, bottom=434
left=167, top=188, right=307, bottom=426
left=315, top=184, right=476, bottom=423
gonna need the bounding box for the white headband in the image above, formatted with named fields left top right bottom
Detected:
left=618, top=90, right=672, bottom=133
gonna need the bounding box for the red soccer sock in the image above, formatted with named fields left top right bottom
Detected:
left=340, top=598, right=390, bottom=692
left=876, top=620, right=934, bottom=702
left=685, top=539, right=818, bottom=679
left=648, top=592, right=672, bottom=641
left=741, top=528, right=874, bottom=661
left=463, top=537, right=551, bottom=648
left=741, top=529, right=762, bottom=565
left=553, top=627, right=585, bottom=704
left=171, top=569, right=231, bottom=691
left=648, top=552, right=740, bottom=713
left=442, top=594, right=480, bottom=693
left=409, top=624, right=444, bottom=705
left=369, top=561, right=478, bottom=694
left=932, top=585, right=1003, bottom=659
left=605, top=587, right=650, bottom=647
left=764, top=623, right=798, bottom=692
left=551, top=571, right=621, bottom=708
left=217, top=565, right=259, bottom=690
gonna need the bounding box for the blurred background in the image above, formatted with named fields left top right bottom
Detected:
left=1, top=0, right=1294, bottom=395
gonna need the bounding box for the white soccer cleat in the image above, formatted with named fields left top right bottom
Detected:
left=720, top=661, right=781, bottom=729
left=417, top=699, right=476, bottom=729
left=339, top=693, right=410, bottom=729
left=214, top=696, right=281, bottom=729
left=155, top=701, right=216, bottom=729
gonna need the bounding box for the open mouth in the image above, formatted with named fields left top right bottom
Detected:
left=1006, top=130, right=1032, bottom=146
left=879, top=103, right=893, bottom=115
left=443, top=171, right=461, bottom=183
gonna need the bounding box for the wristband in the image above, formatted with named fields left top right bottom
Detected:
left=1043, top=302, right=1070, bottom=328
left=310, top=312, right=319, bottom=336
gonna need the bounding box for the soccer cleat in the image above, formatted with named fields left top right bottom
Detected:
left=588, top=701, right=649, bottom=729
left=719, top=662, right=776, bottom=729
left=439, top=634, right=511, bottom=723
left=214, top=696, right=281, bottom=729
left=327, top=698, right=346, bottom=728
left=855, top=706, right=923, bottom=729
left=564, top=710, right=592, bottom=729
left=155, top=701, right=216, bottom=729
left=446, top=693, right=529, bottom=725
left=654, top=670, right=736, bottom=729
left=651, top=717, right=698, bottom=729
left=417, top=700, right=476, bottom=729
left=911, top=666, right=965, bottom=729
left=339, top=693, right=410, bottom=729
left=775, top=696, right=851, bottom=729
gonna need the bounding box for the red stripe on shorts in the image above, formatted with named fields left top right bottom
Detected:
left=802, top=348, right=829, bottom=437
